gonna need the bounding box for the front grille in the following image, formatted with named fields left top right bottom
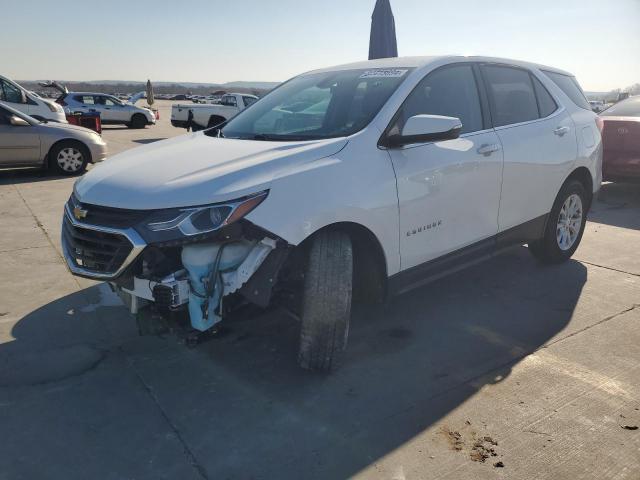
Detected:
left=67, top=195, right=148, bottom=229
left=62, top=215, right=133, bottom=275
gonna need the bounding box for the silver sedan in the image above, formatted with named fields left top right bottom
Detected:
left=0, top=102, right=107, bottom=175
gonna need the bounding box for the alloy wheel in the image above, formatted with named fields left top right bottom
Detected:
left=556, top=193, right=583, bottom=251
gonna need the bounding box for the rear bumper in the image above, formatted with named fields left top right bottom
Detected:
left=89, top=142, right=108, bottom=163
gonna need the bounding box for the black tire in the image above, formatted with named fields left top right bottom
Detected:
left=49, top=140, right=90, bottom=175
left=298, top=231, right=353, bottom=372
left=129, top=113, right=147, bottom=129
left=207, top=116, right=225, bottom=128
left=529, top=179, right=589, bottom=264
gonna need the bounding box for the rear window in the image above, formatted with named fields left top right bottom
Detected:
left=600, top=97, right=640, bottom=117
left=542, top=71, right=591, bottom=110
left=531, top=76, right=558, bottom=117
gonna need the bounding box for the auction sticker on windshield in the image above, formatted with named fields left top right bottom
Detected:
left=359, top=69, right=408, bottom=79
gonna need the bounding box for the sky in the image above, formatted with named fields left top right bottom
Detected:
left=2, top=0, right=638, bottom=91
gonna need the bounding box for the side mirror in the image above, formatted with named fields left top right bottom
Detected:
left=384, top=114, right=462, bottom=148
left=10, top=115, right=30, bottom=127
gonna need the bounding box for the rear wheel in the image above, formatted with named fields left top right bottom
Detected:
left=49, top=141, right=89, bottom=175
left=298, top=231, right=353, bottom=372
left=529, top=180, right=588, bottom=263
left=129, top=113, right=147, bottom=129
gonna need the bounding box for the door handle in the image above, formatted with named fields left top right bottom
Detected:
left=477, top=144, right=501, bottom=156
left=554, top=126, right=570, bottom=137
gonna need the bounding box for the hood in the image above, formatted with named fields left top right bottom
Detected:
left=74, top=132, right=348, bottom=209
left=43, top=120, right=98, bottom=136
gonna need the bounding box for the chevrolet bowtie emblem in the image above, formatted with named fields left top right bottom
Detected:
left=73, top=206, right=88, bottom=220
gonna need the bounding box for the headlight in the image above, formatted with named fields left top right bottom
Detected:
left=138, top=191, right=268, bottom=244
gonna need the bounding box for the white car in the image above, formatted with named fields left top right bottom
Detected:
left=62, top=56, right=602, bottom=371
left=171, top=93, right=258, bottom=130
left=0, top=75, right=67, bottom=122
left=57, top=93, right=156, bottom=129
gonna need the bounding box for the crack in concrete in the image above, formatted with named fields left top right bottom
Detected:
left=543, top=304, right=640, bottom=350
left=577, top=259, right=640, bottom=278
left=0, top=245, right=50, bottom=254
left=123, top=349, right=209, bottom=480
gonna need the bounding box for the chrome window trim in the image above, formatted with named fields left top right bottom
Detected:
left=62, top=203, right=147, bottom=280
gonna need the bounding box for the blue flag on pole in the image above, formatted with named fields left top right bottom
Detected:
left=369, top=0, right=398, bottom=60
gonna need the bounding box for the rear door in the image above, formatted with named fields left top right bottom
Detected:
left=480, top=64, right=577, bottom=233
left=0, top=107, right=41, bottom=166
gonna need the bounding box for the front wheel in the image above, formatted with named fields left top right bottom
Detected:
left=129, top=114, right=147, bottom=129
left=529, top=179, right=588, bottom=264
left=49, top=141, right=89, bottom=175
left=298, top=231, right=353, bottom=372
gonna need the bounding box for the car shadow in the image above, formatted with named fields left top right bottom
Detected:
left=0, top=247, right=586, bottom=479
left=591, top=182, right=640, bottom=230
left=0, top=167, right=67, bottom=184
left=133, top=138, right=167, bottom=145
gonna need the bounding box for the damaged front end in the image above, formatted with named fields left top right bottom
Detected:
left=61, top=191, right=290, bottom=335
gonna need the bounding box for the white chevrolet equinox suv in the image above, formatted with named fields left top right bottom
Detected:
left=62, top=56, right=602, bottom=371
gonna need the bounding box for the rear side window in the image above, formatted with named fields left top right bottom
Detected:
left=542, top=71, right=591, bottom=110
left=531, top=76, right=558, bottom=117
left=481, top=65, right=539, bottom=127
left=390, top=64, right=484, bottom=135
left=75, top=95, right=95, bottom=105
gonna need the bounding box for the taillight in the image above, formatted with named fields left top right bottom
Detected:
left=595, top=116, right=604, bottom=133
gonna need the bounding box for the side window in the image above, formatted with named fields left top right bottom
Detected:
left=76, top=95, right=95, bottom=105
left=104, top=97, right=117, bottom=106
left=542, top=70, right=591, bottom=111
left=0, top=107, right=9, bottom=125
left=482, top=65, right=539, bottom=127
left=390, top=64, right=483, bottom=135
left=221, top=96, right=237, bottom=107
left=242, top=96, right=257, bottom=107
left=0, top=80, right=24, bottom=104
left=531, top=75, right=557, bottom=118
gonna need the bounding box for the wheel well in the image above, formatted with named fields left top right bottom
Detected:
left=565, top=167, right=594, bottom=209
left=300, top=222, right=388, bottom=303
left=208, top=115, right=226, bottom=128
left=46, top=139, right=91, bottom=167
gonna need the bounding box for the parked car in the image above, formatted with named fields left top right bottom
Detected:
left=599, top=96, right=640, bottom=182
left=589, top=100, right=606, bottom=113
left=0, top=102, right=106, bottom=174
left=62, top=56, right=601, bottom=371
left=56, top=93, right=156, bottom=129
left=171, top=93, right=258, bottom=130
left=0, top=75, right=67, bottom=122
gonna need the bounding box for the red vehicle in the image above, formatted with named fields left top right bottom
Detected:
left=600, top=96, right=640, bottom=182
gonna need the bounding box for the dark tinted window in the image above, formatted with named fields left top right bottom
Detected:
left=482, top=65, right=539, bottom=127
left=600, top=97, right=640, bottom=117
left=542, top=71, right=591, bottom=110
left=0, top=80, right=24, bottom=104
left=532, top=76, right=557, bottom=117
left=390, top=64, right=483, bottom=135
left=242, top=96, right=257, bottom=107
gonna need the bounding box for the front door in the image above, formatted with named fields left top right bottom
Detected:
left=387, top=64, right=503, bottom=271
left=0, top=107, right=40, bottom=166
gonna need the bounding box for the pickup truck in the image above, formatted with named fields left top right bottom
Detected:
left=171, top=93, right=258, bottom=130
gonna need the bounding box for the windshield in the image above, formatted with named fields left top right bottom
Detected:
left=221, top=68, right=412, bottom=141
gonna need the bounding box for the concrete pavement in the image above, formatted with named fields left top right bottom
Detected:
left=0, top=103, right=638, bottom=479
